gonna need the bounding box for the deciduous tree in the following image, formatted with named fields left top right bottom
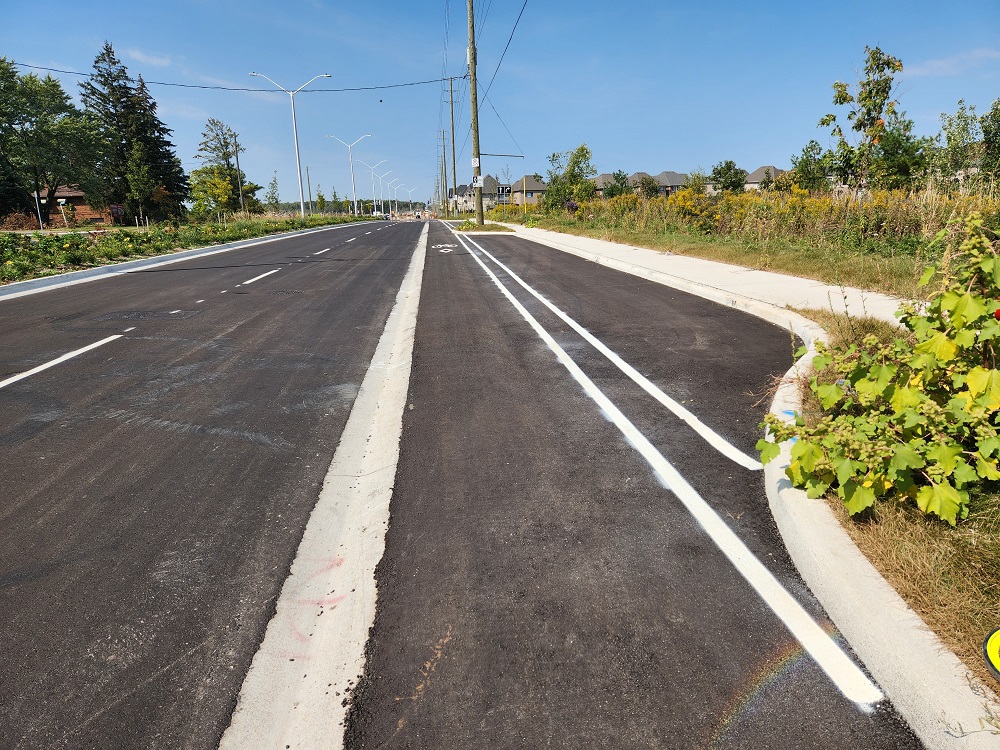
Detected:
left=709, top=160, right=747, bottom=193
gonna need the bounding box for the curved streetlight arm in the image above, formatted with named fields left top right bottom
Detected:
left=358, top=159, right=387, bottom=217
left=327, top=133, right=371, bottom=216
left=250, top=71, right=331, bottom=218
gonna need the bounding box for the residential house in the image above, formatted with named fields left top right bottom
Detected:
left=744, top=166, right=786, bottom=190
left=593, top=173, right=616, bottom=198
left=511, top=175, right=547, bottom=206
left=654, top=171, right=689, bottom=197
left=33, top=185, right=115, bottom=226
left=450, top=174, right=499, bottom=211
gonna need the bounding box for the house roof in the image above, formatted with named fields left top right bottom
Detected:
left=628, top=171, right=653, bottom=185
left=593, top=173, right=616, bottom=188
left=745, top=166, right=786, bottom=183
left=513, top=175, right=547, bottom=192
left=654, top=171, right=688, bottom=187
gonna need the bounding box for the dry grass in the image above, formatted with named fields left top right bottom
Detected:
left=795, top=308, right=1000, bottom=690
left=523, top=216, right=928, bottom=299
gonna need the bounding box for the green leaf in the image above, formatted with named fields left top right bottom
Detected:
left=979, top=436, right=1000, bottom=458
left=918, top=265, right=937, bottom=286
left=915, top=331, right=958, bottom=363
left=843, top=481, right=876, bottom=515
left=953, top=459, right=978, bottom=486
left=891, top=386, right=923, bottom=411
left=948, top=292, right=987, bottom=327
left=966, top=367, right=1000, bottom=409
left=815, top=383, right=843, bottom=409
left=804, top=476, right=830, bottom=498
left=833, top=456, right=859, bottom=486
left=927, top=443, right=963, bottom=474
left=915, top=481, right=963, bottom=525
left=890, top=443, right=925, bottom=472
left=812, top=352, right=833, bottom=371
left=791, top=440, right=824, bottom=472
left=953, top=328, right=978, bottom=348
left=976, top=455, right=1000, bottom=481
left=757, top=439, right=781, bottom=465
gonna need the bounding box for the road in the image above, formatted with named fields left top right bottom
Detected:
left=0, top=220, right=418, bottom=749
left=0, top=220, right=921, bottom=748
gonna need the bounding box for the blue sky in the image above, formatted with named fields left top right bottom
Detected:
left=3, top=0, right=1000, bottom=204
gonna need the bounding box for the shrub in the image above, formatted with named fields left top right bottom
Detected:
left=759, top=214, right=1000, bottom=524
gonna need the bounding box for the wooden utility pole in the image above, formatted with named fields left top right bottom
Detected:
left=441, top=130, right=450, bottom=217
left=467, top=0, right=484, bottom=224
left=449, top=77, right=458, bottom=218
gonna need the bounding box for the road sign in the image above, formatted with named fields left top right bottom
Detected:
left=471, top=158, right=480, bottom=168
left=985, top=628, right=1000, bottom=681
left=498, top=184, right=512, bottom=195
left=471, top=175, right=482, bottom=188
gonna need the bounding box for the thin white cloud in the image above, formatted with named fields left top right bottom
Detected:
left=125, top=48, right=171, bottom=68
left=905, top=48, right=1000, bottom=77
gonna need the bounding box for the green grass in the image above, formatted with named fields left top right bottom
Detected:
left=511, top=214, right=929, bottom=299
left=795, top=308, right=1000, bottom=691
left=453, top=220, right=513, bottom=232
left=0, top=215, right=372, bottom=285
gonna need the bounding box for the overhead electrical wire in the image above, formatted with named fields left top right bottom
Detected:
left=12, top=61, right=461, bottom=93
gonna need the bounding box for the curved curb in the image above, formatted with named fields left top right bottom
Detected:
left=506, top=224, right=1000, bottom=748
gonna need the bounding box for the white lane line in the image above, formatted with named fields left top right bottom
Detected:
left=240, top=268, right=281, bottom=285
left=364, top=232, right=372, bottom=235
left=0, top=335, right=124, bottom=391
left=450, top=229, right=883, bottom=707
left=345, top=238, right=356, bottom=243
left=221, top=290, right=228, bottom=294
left=457, top=232, right=761, bottom=470
left=123, top=327, right=136, bottom=332
left=314, top=248, right=330, bottom=255
left=196, top=299, right=205, bottom=303
left=169, top=310, right=182, bottom=314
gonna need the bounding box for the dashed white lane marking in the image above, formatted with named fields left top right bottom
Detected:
left=240, top=269, right=281, bottom=285
left=458, top=233, right=761, bottom=470
left=123, top=327, right=136, bottom=333
left=345, top=238, right=356, bottom=243
left=0, top=335, right=124, bottom=390
left=451, top=228, right=884, bottom=708
left=196, top=299, right=205, bottom=303
left=169, top=310, right=182, bottom=314
left=364, top=232, right=372, bottom=235
left=221, top=290, right=228, bottom=294
left=314, top=248, right=330, bottom=255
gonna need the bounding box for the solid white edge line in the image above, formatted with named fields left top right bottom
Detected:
left=449, top=228, right=883, bottom=707
left=0, top=335, right=124, bottom=390
left=456, top=231, right=762, bottom=471
left=220, top=223, right=428, bottom=749
left=241, top=268, right=281, bottom=285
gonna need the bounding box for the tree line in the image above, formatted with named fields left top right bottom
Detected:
left=542, top=47, right=1000, bottom=207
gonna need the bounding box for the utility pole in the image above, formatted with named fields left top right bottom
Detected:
left=306, top=166, right=314, bottom=215
left=442, top=130, right=450, bottom=217
left=449, top=77, right=458, bottom=218
left=233, top=133, right=245, bottom=214
left=467, top=0, right=484, bottom=224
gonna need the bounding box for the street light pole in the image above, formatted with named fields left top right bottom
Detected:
left=403, top=186, right=417, bottom=214
left=388, top=179, right=401, bottom=217
left=328, top=134, right=371, bottom=216
left=377, top=170, right=392, bottom=214
left=250, top=71, right=331, bottom=218
left=358, top=159, right=387, bottom=218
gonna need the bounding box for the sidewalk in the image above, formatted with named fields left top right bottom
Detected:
left=501, top=223, right=1000, bottom=750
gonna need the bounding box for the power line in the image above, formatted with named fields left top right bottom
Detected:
left=483, top=0, right=528, bottom=100
left=13, top=62, right=463, bottom=93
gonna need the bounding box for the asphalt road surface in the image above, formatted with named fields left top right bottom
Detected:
left=0, top=219, right=922, bottom=749
left=0, top=221, right=419, bottom=749
left=342, top=222, right=920, bottom=749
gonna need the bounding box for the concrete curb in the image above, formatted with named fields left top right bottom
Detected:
left=503, top=223, right=1000, bottom=748
left=0, top=222, right=365, bottom=301
left=220, top=224, right=427, bottom=748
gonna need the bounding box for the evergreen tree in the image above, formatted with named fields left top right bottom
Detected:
left=190, top=117, right=259, bottom=216
left=80, top=42, right=187, bottom=220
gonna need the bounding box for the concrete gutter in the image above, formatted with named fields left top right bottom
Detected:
left=502, top=223, right=1000, bottom=748
left=0, top=222, right=364, bottom=301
